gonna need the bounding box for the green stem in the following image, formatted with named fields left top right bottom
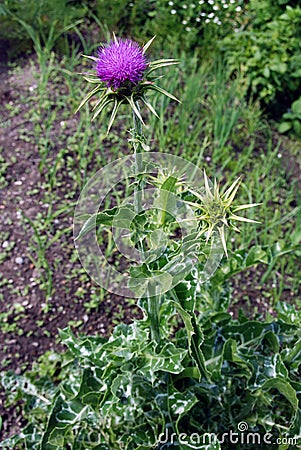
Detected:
left=170, top=288, right=210, bottom=380
left=131, top=104, right=145, bottom=259
left=147, top=292, right=161, bottom=343
left=130, top=103, right=161, bottom=343
left=132, top=105, right=144, bottom=214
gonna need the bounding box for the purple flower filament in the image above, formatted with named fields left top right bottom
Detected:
left=96, top=39, right=148, bottom=90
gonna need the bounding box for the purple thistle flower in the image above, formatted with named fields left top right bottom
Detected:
left=77, top=35, right=179, bottom=132
left=96, top=39, right=148, bottom=90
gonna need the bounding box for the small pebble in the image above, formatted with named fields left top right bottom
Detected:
left=15, top=256, right=24, bottom=265
left=2, top=240, right=9, bottom=248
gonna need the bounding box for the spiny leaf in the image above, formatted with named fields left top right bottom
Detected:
left=203, top=170, right=214, bottom=199
left=74, top=208, right=118, bottom=240
left=232, top=203, right=262, bottom=212
left=170, top=299, right=196, bottom=355
left=92, top=98, right=113, bottom=121
left=222, top=177, right=241, bottom=205
left=82, top=75, right=102, bottom=84
left=91, top=89, right=111, bottom=111
left=142, top=35, right=156, bottom=54
left=261, top=377, right=298, bottom=411
left=107, top=98, right=121, bottom=134
left=127, top=95, right=145, bottom=124
left=229, top=213, right=260, bottom=223
left=148, top=59, right=179, bottom=73
left=82, top=54, right=98, bottom=63
left=141, top=95, right=159, bottom=119
left=75, top=85, right=103, bottom=113
left=147, top=83, right=181, bottom=103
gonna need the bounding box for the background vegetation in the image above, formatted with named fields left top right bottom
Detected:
left=0, top=0, right=300, bottom=448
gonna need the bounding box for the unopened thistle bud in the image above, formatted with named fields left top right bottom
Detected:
left=186, top=171, right=260, bottom=257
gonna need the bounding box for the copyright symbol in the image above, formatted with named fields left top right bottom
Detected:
left=238, top=422, right=248, bottom=432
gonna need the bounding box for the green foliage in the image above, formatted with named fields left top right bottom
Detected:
left=1, top=300, right=300, bottom=449
left=221, top=1, right=301, bottom=115
left=95, top=0, right=153, bottom=39
left=279, top=97, right=301, bottom=136
left=94, top=0, right=245, bottom=50
left=0, top=0, right=88, bottom=58
left=151, top=0, right=245, bottom=48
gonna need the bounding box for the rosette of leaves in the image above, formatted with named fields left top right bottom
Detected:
left=1, top=301, right=300, bottom=449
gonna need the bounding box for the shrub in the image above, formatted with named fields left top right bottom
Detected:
left=220, top=1, right=301, bottom=118
left=94, top=0, right=246, bottom=51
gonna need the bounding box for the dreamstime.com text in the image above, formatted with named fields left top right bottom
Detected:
left=158, top=422, right=300, bottom=447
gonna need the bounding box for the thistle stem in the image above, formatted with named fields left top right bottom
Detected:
left=131, top=103, right=160, bottom=343
left=147, top=292, right=161, bottom=343
left=132, top=104, right=144, bottom=214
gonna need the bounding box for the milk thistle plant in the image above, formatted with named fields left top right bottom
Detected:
left=75, top=35, right=258, bottom=341
left=1, top=36, right=300, bottom=450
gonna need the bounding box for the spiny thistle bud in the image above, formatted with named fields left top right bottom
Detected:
left=187, top=171, right=260, bottom=257
left=76, top=35, right=179, bottom=133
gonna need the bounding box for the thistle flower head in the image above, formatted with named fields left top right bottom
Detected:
left=96, top=39, right=148, bottom=90
left=187, top=171, right=261, bottom=257
left=76, top=35, right=179, bottom=133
